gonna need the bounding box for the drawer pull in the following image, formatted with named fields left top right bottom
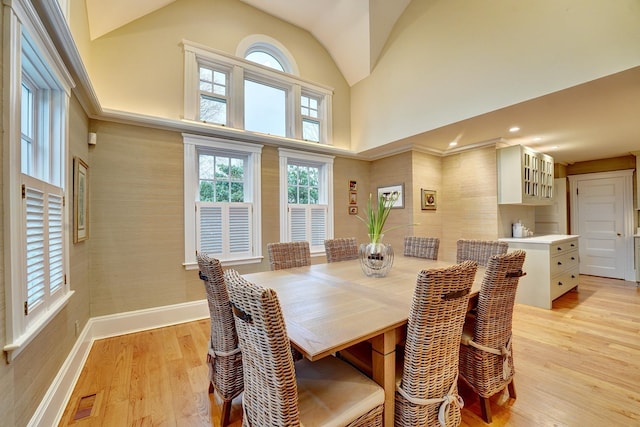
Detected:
left=571, top=243, right=576, bottom=247
left=557, top=247, right=562, bottom=251
left=558, top=281, right=563, bottom=286
left=557, top=261, right=562, bottom=266
left=571, top=257, right=575, bottom=261
left=571, top=275, right=576, bottom=279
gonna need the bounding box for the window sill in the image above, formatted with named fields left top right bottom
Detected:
left=183, top=256, right=264, bottom=270
left=3, top=290, right=75, bottom=363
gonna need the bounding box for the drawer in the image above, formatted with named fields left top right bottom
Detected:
left=551, top=268, right=579, bottom=300
left=550, top=250, right=579, bottom=276
left=552, top=240, right=578, bottom=254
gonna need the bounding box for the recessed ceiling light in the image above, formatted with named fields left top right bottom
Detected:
left=448, top=141, right=458, bottom=147
left=551, top=145, right=559, bottom=149
left=509, top=126, right=520, bottom=133
left=533, top=136, right=542, bottom=141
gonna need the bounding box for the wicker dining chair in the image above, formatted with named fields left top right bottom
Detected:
left=325, top=237, right=359, bottom=263
left=196, top=253, right=244, bottom=427
left=456, top=239, right=508, bottom=266
left=403, top=236, right=440, bottom=260
left=395, top=260, right=478, bottom=427
left=459, top=250, right=526, bottom=423
left=225, top=270, right=385, bottom=427
left=267, top=241, right=311, bottom=270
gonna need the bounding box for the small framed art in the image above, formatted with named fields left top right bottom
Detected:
left=421, top=189, right=437, bottom=210
left=377, top=183, right=404, bottom=209
left=73, top=157, right=89, bottom=242
left=349, top=191, right=357, bottom=204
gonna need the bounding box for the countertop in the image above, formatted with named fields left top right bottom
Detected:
left=499, top=234, right=579, bottom=244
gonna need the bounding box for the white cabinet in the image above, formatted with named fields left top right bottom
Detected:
left=499, top=235, right=579, bottom=309
left=497, top=144, right=554, bottom=205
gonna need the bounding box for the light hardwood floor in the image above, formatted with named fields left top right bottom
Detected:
left=59, top=275, right=640, bottom=426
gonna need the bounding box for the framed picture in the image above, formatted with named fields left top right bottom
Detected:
left=377, top=183, right=404, bottom=209
left=73, top=157, right=89, bottom=243
left=349, top=191, right=357, bottom=204
left=349, top=180, right=357, bottom=191
left=421, top=189, right=437, bottom=210
left=349, top=206, right=358, bottom=215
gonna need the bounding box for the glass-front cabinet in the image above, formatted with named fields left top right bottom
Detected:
left=498, top=144, right=554, bottom=205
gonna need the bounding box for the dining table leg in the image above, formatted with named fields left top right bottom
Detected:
left=371, top=328, right=397, bottom=427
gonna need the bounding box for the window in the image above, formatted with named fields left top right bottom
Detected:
left=244, top=78, right=287, bottom=137
left=184, top=134, right=262, bottom=268
left=198, top=65, right=228, bottom=126
left=183, top=39, right=333, bottom=145
left=301, top=94, right=320, bottom=142
left=279, top=149, right=334, bottom=254
left=4, top=0, right=74, bottom=362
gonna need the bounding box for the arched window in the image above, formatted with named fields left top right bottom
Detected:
left=245, top=50, right=284, bottom=72
left=237, top=35, right=298, bottom=75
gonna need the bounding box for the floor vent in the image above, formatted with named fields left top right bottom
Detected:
left=73, top=393, right=97, bottom=420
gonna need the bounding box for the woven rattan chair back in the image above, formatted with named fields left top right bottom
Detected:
left=267, top=241, right=311, bottom=270
left=395, top=260, right=478, bottom=427
left=456, top=239, right=508, bottom=266
left=459, top=250, right=526, bottom=423
left=225, top=270, right=301, bottom=426
left=196, top=253, right=243, bottom=427
left=403, top=236, right=440, bottom=260
left=325, top=237, right=359, bottom=263
left=226, top=270, right=384, bottom=427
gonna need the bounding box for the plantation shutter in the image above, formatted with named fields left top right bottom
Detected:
left=23, top=177, right=65, bottom=317
left=228, top=205, right=251, bottom=256
left=25, top=186, right=46, bottom=313
left=310, top=206, right=327, bottom=249
left=48, top=193, right=64, bottom=294
left=289, top=206, right=307, bottom=242
left=197, top=202, right=252, bottom=259
left=198, top=204, right=223, bottom=255
left=288, top=204, right=327, bottom=251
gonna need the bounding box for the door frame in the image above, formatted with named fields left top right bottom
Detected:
left=568, top=169, right=635, bottom=281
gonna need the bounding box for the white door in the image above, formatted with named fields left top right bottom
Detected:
left=569, top=170, right=634, bottom=280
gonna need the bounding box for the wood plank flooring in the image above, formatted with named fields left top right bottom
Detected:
left=59, top=275, right=640, bottom=426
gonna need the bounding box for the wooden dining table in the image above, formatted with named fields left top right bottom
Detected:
left=242, top=255, right=485, bottom=427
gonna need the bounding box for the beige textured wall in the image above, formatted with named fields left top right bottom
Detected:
left=86, top=122, right=377, bottom=313
left=440, top=146, right=499, bottom=261
left=0, top=94, right=91, bottom=426
left=411, top=151, right=442, bottom=243
left=333, top=157, right=371, bottom=244
left=88, top=121, right=201, bottom=315
left=369, top=152, right=414, bottom=251
left=81, top=0, right=352, bottom=148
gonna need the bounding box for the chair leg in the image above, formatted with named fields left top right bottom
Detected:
left=507, top=378, right=517, bottom=399
left=220, top=399, right=232, bottom=427
left=479, top=395, right=493, bottom=424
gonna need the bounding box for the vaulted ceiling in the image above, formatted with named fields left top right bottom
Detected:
left=83, top=0, right=640, bottom=165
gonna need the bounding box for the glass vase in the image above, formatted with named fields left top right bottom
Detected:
left=359, top=234, right=394, bottom=277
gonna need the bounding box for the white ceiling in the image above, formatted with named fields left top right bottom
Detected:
left=84, top=0, right=640, bottom=165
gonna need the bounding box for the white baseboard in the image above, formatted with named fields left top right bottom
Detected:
left=28, top=299, right=209, bottom=427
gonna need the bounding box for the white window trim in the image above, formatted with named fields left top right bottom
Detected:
left=182, top=39, right=333, bottom=145
left=183, top=133, right=263, bottom=269
left=278, top=148, right=334, bottom=255
left=3, top=0, right=75, bottom=362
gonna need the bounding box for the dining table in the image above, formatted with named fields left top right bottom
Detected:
left=242, top=255, right=485, bottom=427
